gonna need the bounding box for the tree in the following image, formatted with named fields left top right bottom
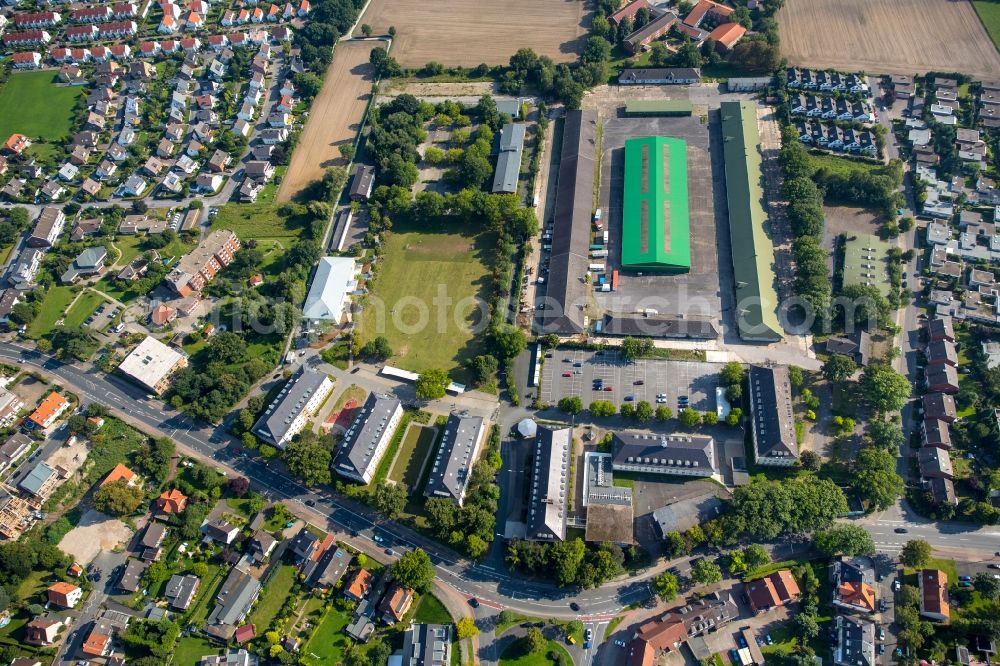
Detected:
left=371, top=481, right=407, bottom=519
left=93, top=480, right=145, bottom=516
left=678, top=407, right=701, bottom=427
left=361, top=23, right=372, bottom=37
left=468, top=355, right=498, bottom=386
left=635, top=400, right=653, bottom=422
left=360, top=336, right=392, bottom=361
left=720, top=362, right=745, bottom=387
left=415, top=368, right=450, bottom=400
left=282, top=437, right=332, bottom=487
left=794, top=613, right=820, bottom=639
left=619, top=402, right=635, bottom=419
left=976, top=572, right=1000, bottom=599
left=491, top=324, right=527, bottom=359
left=655, top=406, right=673, bottom=421
left=853, top=446, right=904, bottom=511
left=590, top=400, right=616, bottom=417
left=814, top=525, right=876, bottom=557
left=867, top=419, right=904, bottom=453
left=390, top=549, right=435, bottom=592
left=702, top=412, right=718, bottom=426
left=743, top=544, right=770, bottom=571
left=227, top=476, right=250, bottom=497
left=823, top=354, right=857, bottom=383
left=653, top=571, right=680, bottom=601
left=899, top=540, right=932, bottom=568
left=860, top=362, right=911, bottom=413
left=690, top=559, right=723, bottom=585
left=558, top=396, right=583, bottom=416
left=456, top=616, right=479, bottom=639
left=800, top=450, right=821, bottom=471
left=620, top=336, right=653, bottom=362
left=525, top=627, right=546, bottom=654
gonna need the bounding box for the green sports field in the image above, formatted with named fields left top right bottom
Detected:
left=0, top=71, right=84, bottom=141
left=356, top=219, right=495, bottom=382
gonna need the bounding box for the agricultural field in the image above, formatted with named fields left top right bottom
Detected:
left=0, top=70, right=84, bottom=142
left=974, top=1, right=1000, bottom=51
left=355, top=0, right=589, bottom=67
left=355, top=219, right=495, bottom=382
left=278, top=40, right=376, bottom=201
left=778, top=0, right=1000, bottom=77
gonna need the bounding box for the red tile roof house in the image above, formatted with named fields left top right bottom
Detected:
left=919, top=569, right=950, bottom=622
left=47, top=582, right=83, bottom=608
left=24, top=617, right=63, bottom=646
left=744, top=570, right=801, bottom=613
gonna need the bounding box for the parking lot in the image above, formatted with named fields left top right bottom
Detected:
left=539, top=349, right=722, bottom=411
left=592, top=112, right=729, bottom=329
left=88, top=301, right=121, bottom=334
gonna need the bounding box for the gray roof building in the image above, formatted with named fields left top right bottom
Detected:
left=332, top=393, right=403, bottom=484
left=348, top=164, right=374, bottom=201
left=0, top=433, right=32, bottom=474
left=207, top=569, right=261, bottom=631
left=117, top=558, right=147, bottom=593
left=542, top=109, right=597, bottom=334
left=491, top=122, right=526, bottom=194
left=601, top=314, right=717, bottom=339
left=423, top=412, right=486, bottom=505
left=919, top=446, right=953, bottom=479
left=165, top=573, right=200, bottom=610
left=748, top=365, right=797, bottom=466
left=832, top=614, right=875, bottom=666
left=526, top=426, right=571, bottom=541
left=402, top=623, right=452, bottom=666
left=61, top=246, right=108, bottom=283
left=306, top=547, right=351, bottom=590
left=618, top=67, right=700, bottom=84
left=611, top=432, right=717, bottom=476
left=252, top=367, right=334, bottom=448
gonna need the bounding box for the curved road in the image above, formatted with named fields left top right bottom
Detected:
left=1, top=341, right=997, bottom=623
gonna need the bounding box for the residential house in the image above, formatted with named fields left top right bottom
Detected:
left=745, top=570, right=801, bottom=613
left=919, top=569, right=950, bottom=622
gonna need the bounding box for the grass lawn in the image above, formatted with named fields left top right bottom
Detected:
left=212, top=202, right=305, bottom=242
left=63, top=291, right=107, bottom=329
left=356, top=218, right=495, bottom=383
left=249, top=563, right=297, bottom=630
left=27, top=286, right=76, bottom=338
left=806, top=151, right=885, bottom=178
left=300, top=605, right=354, bottom=666
left=171, top=636, right=218, bottom=666
left=974, top=1, right=1000, bottom=51
left=499, top=639, right=573, bottom=666
left=183, top=564, right=225, bottom=629
left=413, top=593, right=453, bottom=625
left=0, top=70, right=84, bottom=141
left=225, top=497, right=260, bottom=519
left=388, top=423, right=438, bottom=492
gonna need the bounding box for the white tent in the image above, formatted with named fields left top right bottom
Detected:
left=517, top=418, right=537, bottom=438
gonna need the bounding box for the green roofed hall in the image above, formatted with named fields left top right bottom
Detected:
left=623, top=100, right=694, bottom=117
left=719, top=101, right=783, bottom=342
left=621, top=136, right=691, bottom=273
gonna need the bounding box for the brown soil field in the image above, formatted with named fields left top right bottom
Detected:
left=778, top=0, right=1000, bottom=77
left=277, top=40, right=375, bottom=202
left=354, top=0, right=590, bottom=67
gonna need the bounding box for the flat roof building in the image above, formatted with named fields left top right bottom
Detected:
left=117, top=336, right=188, bottom=395
left=621, top=136, right=691, bottom=273
left=526, top=426, right=571, bottom=542
left=542, top=109, right=597, bottom=334
left=20, top=462, right=58, bottom=498
left=492, top=122, right=526, bottom=194
left=302, top=256, right=357, bottom=322
left=719, top=101, right=783, bottom=342
left=423, top=412, right=486, bottom=505
left=252, top=367, right=334, bottom=449
left=748, top=365, right=797, bottom=466
left=332, top=393, right=403, bottom=484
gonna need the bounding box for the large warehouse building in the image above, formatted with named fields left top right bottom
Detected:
left=719, top=101, right=783, bottom=342
left=621, top=136, right=691, bottom=273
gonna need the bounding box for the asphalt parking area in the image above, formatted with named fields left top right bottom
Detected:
left=539, top=349, right=722, bottom=412
left=593, top=113, right=727, bottom=327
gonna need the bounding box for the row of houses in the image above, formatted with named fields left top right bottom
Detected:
left=789, top=94, right=875, bottom=123
left=794, top=121, right=878, bottom=155
left=786, top=68, right=870, bottom=95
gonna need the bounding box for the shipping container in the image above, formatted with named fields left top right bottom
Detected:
left=589, top=263, right=606, bottom=272
left=589, top=243, right=604, bottom=250
left=594, top=208, right=602, bottom=221
left=600, top=284, right=611, bottom=292
left=612, top=270, right=620, bottom=290
left=590, top=249, right=608, bottom=258
left=603, top=230, right=609, bottom=244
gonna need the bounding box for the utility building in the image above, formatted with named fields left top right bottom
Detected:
left=621, top=136, right=691, bottom=273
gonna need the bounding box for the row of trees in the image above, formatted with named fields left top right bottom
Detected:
left=505, top=538, right=629, bottom=589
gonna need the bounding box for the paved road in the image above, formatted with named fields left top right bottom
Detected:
left=2, top=341, right=997, bottom=631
